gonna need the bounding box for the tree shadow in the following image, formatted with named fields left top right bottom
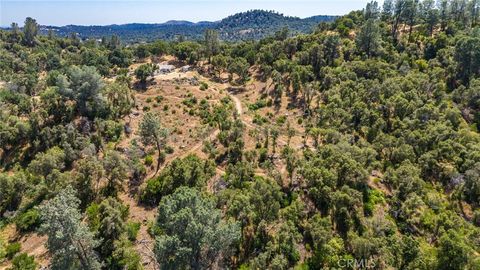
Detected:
left=225, top=86, right=248, bottom=96
left=133, top=78, right=156, bottom=92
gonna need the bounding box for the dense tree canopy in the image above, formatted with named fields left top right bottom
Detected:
left=154, top=187, right=240, bottom=269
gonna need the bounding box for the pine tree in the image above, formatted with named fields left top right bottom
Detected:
left=39, top=187, right=102, bottom=270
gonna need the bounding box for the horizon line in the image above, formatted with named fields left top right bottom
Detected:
left=1, top=10, right=339, bottom=28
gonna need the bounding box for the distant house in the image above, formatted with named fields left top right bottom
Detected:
left=157, top=64, right=175, bottom=74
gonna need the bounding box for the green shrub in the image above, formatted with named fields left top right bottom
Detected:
left=15, top=209, right=40, bottom=232
left=145, top=155, right=154, bottom=166
left=253, top=113, right=268, bottom=125
left=248, top=99, right=268, bottom=111
left=111, top=238, right=142, bottom=270
left=364, top=189, right=386, bottom=216
left=9, top=253, right=37, bottom=270
left=266, top=98, right=273, bottom=106
left=415, top=59, right=428, bottom=72
left=145, top=97, right=152, bottom=103
left=163, top=104, right=169, bottom=111
left=155, top=95, right=164, bottom=103
left=140, top=155, right=215, bottom=205
left=126, top=222, right=141, bottom=241
left=258, top=148, right=268, bottom=163
left=86, top=202, right=101, bottom=232
left=5, top=242, right=21, bottom=260
left=276, top=115, right=286, bottom=125
left=473, top=210, right=480, bottom=227
left=165, top=146, right=174, bottom=154
left=147, top=220, right=162, bottom=237
left=0, top=238, right=5, bottom=260
left=99, top=120, right=123, bottom=141
left=182, top=96, right=198, bottom=107
left=142, top=106, right=150, bottom=112
left=199, top=82, right=208, bottom=90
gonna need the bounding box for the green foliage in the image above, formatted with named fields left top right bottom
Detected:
left=0, top=172, right=26, bottom=215
left=173, top=41, right=201, bottom=64
left=102, top=150, right=128, bottom=197
left=96, top=198, right=128, bottom=263
left=148, top=40, right=169, bottom=56
left=455, top=35, right=480, bottom=84
left=125, top=222, right=141, bottom=241
left=144, top=155, right=154, bottom=166
left=248, top=98, right=269, bottom=111
left=139, top=112, right=169, bottom=173
left=39, top=187, right=102, bottom=270
left=40, top=10, right=336, bottom=42
left=437, top=230, right=473, bottom=270
left=86, top=202, right=101, bottom=232
left=28, top=146, right=65, bottom=179
left=363, top=189, right=385, bottom=216
left=75, top=156, right=104, bottom=207
left=141, top=155, right=215, bottom=205
left=155, top=95, right=164, bottom=103
left=2, top=2, right=480, bottom=268
left=102, top=82, right=134, bottom=118
left=8, top=253, right=37, bottom=270
left=97, top=119, right=123, bottom=141
left=15, top=208, right=40, bottom=232
left=60, top=65, right=107, bottom=118
left=109, top=48, right=132, bottom=68
left=199, top=81, right=209, bottom=90
left=5, top=242, right=21, bottom=260
left=182, top=96, right=197, bottom=107
left=23, top=17, right=38, bottom=47
left=227, top=57, right=250, bottom=84
left=134, top=44, right=150, bottom=59
left=134, top=63, right=156, bottom=88
left=111, top=236, right=143, bottom=270
left=356, top=18, right=382, bottom=58
left=154, top=187, right=240, bottom=269
left=204, top=29, right=219, bottom=61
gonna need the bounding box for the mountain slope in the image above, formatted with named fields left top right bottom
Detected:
left=215, top=10, right=335, bottom=40
left=41, top=10, right=336, bottom=42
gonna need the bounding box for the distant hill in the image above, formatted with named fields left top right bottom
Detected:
left=40, top=10, right=337, bottom=42
left=216, top=10, right=336, bottom=40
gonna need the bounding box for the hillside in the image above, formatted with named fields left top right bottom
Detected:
left=2, top=1, right=480, bottom=270
left=41, top=10, right=336, bottom=42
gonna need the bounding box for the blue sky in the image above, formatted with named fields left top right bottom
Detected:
left=1, top=0, right=373, bottom=26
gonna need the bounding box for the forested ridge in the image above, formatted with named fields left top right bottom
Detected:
left=1, top=0, right=480, bottom=269
left=36, top=10, right=336, bottom=42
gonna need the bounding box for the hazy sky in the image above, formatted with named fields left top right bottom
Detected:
left=1, top=0, right=374, bottom=26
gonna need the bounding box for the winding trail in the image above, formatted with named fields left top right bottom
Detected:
left=125, top=80, right=245, bottom=269
left=229, top=93, right=243, bottom=115
left=123, top=74, right=287, bottom=270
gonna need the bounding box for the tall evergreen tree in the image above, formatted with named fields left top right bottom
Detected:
left=204, top=29, right=220, bottom=63
left=356, top=19, right=382, bottom=58
left=23, top=17, right=38, bottom=47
